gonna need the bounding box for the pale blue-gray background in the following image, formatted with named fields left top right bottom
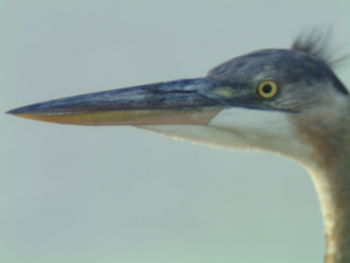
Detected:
left=1, top=1, right=349, bottom=262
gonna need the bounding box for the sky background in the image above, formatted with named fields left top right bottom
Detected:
left=1, top=0, right=350, bottom=263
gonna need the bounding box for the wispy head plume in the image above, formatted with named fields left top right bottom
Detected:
left=292, top=27, right=349, bottom=70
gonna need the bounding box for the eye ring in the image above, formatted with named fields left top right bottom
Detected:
left=256, top=80, right=279, bottom=99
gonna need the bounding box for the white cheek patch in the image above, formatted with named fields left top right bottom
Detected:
left=140, top=108, right=312, bottom=161
left=209, top=108, right=293, bottom=138
left=209, top=108, right=311, bottom=158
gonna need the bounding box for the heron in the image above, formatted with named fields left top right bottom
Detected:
left=7, top=32, right=350, bottom=263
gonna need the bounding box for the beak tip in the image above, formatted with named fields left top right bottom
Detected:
left=7, top=102, right=44, bottom=116
left=6, top=109, right=19, bottom=115
left=6, top=106, right=28, bottom=115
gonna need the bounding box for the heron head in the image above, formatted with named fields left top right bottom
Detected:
left=202, top=49, right=349, bottom=163
left=8, top=44, right=349, bottom=165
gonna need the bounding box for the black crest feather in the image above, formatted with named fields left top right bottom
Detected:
left=291, top=28, right=349, bottom=70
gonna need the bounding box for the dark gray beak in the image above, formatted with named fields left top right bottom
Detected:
left=7, top=77, right=234, bottom=126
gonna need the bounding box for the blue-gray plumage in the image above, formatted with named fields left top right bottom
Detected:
left=209, top=49, right=348, bottom=95
left=7, top=33, right=350, bottom=263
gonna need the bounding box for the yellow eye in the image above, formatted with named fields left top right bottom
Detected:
left=257, top=80, right=279, bottom=99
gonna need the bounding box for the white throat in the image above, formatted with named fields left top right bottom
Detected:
left=140, top=108, right=313, bottom=162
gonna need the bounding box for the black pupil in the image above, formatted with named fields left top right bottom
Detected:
left=262, top=84, right=272, bottom=93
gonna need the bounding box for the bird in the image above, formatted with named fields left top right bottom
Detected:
left=7, top=32, right=350, bottom=263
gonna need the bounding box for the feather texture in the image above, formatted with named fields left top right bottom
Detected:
left=292, top=28, right=349, bottom=69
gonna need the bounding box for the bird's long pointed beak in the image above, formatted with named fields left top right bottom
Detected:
left=7, top=78, right=228, bottom=126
